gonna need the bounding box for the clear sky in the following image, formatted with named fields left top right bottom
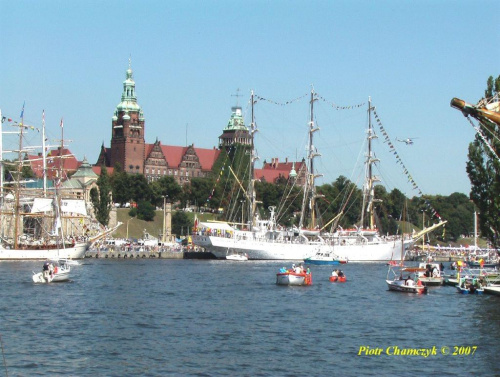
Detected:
left=1, top=0, right=498, bottom=197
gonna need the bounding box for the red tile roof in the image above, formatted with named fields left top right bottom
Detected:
left=146, top=143, right=221, bottom=171
left=27, top=154, right=45, bottom=179
left=254, top=168, right=288, bottom=183
left=92, top=166, right=114, bottom=176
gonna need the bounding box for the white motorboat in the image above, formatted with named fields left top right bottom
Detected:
left=386, top=267, right=427, bottom=294
left=484, top=285, right=500, bottom=296
left=32, top=260, right=71, bottom=283
left=226, top=251, right=248, bottom=261
left=276, top=265, right=312, bottom=286
left=417, top=262, right=444, bottom=286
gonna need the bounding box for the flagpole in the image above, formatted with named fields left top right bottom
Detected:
left=14, top=102, right=25, bottom=249
left=42, top=111, right=47, bottom=196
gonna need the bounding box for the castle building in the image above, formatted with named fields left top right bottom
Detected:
left=95, top=63, right=306, bottom=186
left=96, top=63, right=220, bottom=184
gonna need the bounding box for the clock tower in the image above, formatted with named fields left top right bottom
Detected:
left=110, top=62, right=145, bottom=174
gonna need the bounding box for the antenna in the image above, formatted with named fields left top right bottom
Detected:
left=231, top=88, right=242, bottom=107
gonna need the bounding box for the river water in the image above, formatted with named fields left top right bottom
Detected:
left=0, top=259, right=498, bottom=376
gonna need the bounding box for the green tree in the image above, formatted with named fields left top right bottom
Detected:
left=149, top=176, right=182, bottom=207
left=111, top=163, right=132, bottom=206
left=90, top=165, right=112, bottom=226
left=136, top=200, right=156, bottom=221
left=172, top=211, right=192, bottom=237
left=466, top=75, right=500, bottom=247
left=129, top=174, right=152, bottom=203
left=184, top=177, right=214, bottom=211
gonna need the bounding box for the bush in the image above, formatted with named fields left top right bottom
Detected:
left=137, top=201, right=156, bottom=222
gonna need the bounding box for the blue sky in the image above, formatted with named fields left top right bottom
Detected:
left=1, top=0, right=498, bottom=196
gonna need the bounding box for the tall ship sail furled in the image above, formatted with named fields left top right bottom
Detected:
left=193, top=90, right=416, bottom=261
left=0, top=108, right=114, bottom=260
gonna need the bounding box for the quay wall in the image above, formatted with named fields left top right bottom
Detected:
left=85, top=249, right=216, bottom=260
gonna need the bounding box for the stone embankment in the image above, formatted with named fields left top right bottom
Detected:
left=85, top=246, right=215, bottom=259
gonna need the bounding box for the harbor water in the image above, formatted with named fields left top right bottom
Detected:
left=0, top=260, right=499, bottom=376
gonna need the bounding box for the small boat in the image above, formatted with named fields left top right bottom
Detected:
left=226, top=250, right=248, bottom=261
left=276, top=265, right=312, bottom=286
left=329, top=275, right=346, bottom=283
left=484, top=285, right=500, bottom=296
left=32, top=260, right=71, bottom=283
left=416, top=262, right=444, bottom=286
left=456, top=276, right=485, bottom=294
left=386, top=267, right=427, bottom=294
left=304, top=248, right=348, bottom=265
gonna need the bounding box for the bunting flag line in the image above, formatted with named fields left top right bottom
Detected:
left=372, top=107, right=443, bottom=221
left=316, top=94, right=365, bottom=110
left=205, top=147, right=232, bottom=203
left=254, top=93, right=308, bottom=106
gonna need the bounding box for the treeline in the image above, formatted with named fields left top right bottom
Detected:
left=92, top=161, right=476, bottom=243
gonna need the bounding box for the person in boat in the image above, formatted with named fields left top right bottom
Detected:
left=331, top=269, right=338, bottom=277
left=439, top=262, right=444, bottom=272
left=337, top=270, right=344, bottom=278
left=425, top=264, right=432, bottom=277
left=42, top=261, right=50, bottom=280
left=49, top=262, right=55, bottom=277
left=432, top=266, right=440, bottom=277
left=280, top=267, right=287, bottom=273
left=406, top=276, right=414, bottom=286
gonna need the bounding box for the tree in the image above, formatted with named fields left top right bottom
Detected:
left=466, top=75, right=500, bottom=247
left=136, top=200, right=156, bottom=221
left=90, top=165, right=113, bottom=226
left=184, top=177, right=214, bottom=211
left=172, top=211, right=192, bottom=237
left=129, top=174, right=152, bottom=203
left=111, top=163, right=131, bottom=206
left=149, top=176, right=182, bottom=208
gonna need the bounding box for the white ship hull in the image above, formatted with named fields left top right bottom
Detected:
left=193, top=233, right=410, bottom=262
left=0, top=242, right=88, bottom=260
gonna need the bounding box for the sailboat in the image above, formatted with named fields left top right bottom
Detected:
left=0, top=109, right=104, bottom=260
left=193, top=92, right=413, bottom=261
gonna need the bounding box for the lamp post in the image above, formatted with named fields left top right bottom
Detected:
left=126, top=217, right=135, bottom=239
left=162, top=195, right=167, bottom=244
left=240, top=200, right=244, bottom=228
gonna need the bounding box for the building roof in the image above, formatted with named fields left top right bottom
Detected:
left=145, top=143, right=220, bottom=171
left=254, top=168, right=288, bottom=183
left=72, top=157, right=98, bottom=179
left=26, top=154, right=44, bottom=179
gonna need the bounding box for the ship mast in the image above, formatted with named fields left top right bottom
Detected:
left=247, top=90, right=258, bottom=229
left=13, top=107, right=25, bottom=249
left=361, top=97, right=380, bottom=229
left=299, top=88, right=321, bottom=230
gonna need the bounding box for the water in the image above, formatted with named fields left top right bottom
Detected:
left=0, top=260, right=499, bottom=376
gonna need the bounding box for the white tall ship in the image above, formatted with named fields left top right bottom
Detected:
left=0, top=108, right=115, bottom=260
left=193, top=91, right=427, bottom=261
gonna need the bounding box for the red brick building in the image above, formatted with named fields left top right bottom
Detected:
left=95, top=63, right=306, bottom=186
left=96, top=63, right=221, bottom=184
